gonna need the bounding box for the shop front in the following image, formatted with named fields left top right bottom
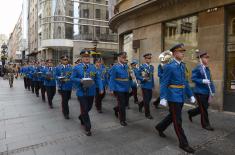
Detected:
left=110, top=0, right=235, bottom=111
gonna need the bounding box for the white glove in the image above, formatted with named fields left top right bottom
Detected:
left=202, top=79, right=211, bottom=84
left=160, top=99, right=168, bottom=107
left=190, top=96, right=196, bottom=103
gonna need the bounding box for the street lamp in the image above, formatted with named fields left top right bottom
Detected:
left=91, top=40, right=100, bottom=63
left=91, top=39, right=99, bottom=53
left=1, top=42, right=8, bottom=76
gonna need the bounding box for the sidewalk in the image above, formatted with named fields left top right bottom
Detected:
left=0, top=78, right=235, bottom=155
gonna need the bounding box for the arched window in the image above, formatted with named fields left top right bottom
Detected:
left=232, top=18, right=235, bottom=34
left=57, top=26, right=62, bottom=38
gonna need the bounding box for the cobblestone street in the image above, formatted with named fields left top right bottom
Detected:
left=0, top=79, right=235, bottom=155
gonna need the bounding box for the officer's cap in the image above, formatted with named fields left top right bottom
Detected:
left=170, top=43, right=186, bottom=52
left=143, top=53, right=152, bottom=58
left=80, top=50, right=90, bottom=57
left=117, top=52, right=127, bottom=57
left=196, top=50, right=209, bottom=58
left=130, top=60, right=138, bottom=65
left=60, top=55, right=69, bottom=60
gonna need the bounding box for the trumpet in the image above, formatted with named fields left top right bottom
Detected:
left=159, top=50, right=173, bottom=65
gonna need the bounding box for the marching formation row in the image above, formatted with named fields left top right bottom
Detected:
left=19, top=43, right=215, bottom=153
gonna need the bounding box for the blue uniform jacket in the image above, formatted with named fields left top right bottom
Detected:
left=38, top=66, right=46, bottom=82
left=191, top=65, right=215, bottom=95
left=109, top=63, right=131, bottom=92
left=32, top=67, right=42, bottom=81
left=20, top=66, right=27, bottom=77
left=136, top=63, right=154, bottom=90
left=27, top=66, right=34, bottom=79
left=158, top=64, right=164, bottom=81
left=42, top=67, right=56, bottom=86
left=55, top=64, right=73, bottom=91
left=160, top=60, right=193, bottom=103
left=96, top=65, right=108, bottom=88
left=70, top=63, right=103, bottom=96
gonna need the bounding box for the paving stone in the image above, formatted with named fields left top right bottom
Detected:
left=1, top=79, right=235, bottom=155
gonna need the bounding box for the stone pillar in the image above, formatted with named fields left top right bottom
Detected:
left=198, top=7, right=225, bottom=111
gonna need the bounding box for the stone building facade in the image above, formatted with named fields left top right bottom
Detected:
left=109, top=0, right=235, bottom=112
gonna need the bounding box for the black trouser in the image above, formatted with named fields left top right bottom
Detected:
left=46, top=86, right=56, bottom=107
left=188, top=94, right=210, bottom=128
left=95, top=88, right=106, bottom=111
left=153, top=97, right=160, bottom=108
left=29, top=79, right=34, bottom=93
left=26, top=78, right=31, bottom=90
left=23, top=77, right=27, bottom=89
left=60, top=90, right=71, bottom=117
left=114, top=91, right=129, bottom=122
left=129, top=87, right=138, bottom=103
left=40, top=82, right=46, bottom=101
left=78, top=96, right=94, bottom=131
left=156, top=102, right=189, bottom=147
left=140, top=88, right=152, bottom=116
left=34, top=81, right=40, bottom=96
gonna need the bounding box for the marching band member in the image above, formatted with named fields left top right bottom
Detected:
left=137, top=53, right=154, bottom=119
left=32, top=61, right=41, bottom=97
left=188, top=50, right=215, bottom=131
left=153, top=51, right=173, bottom=109
left=94, top=58, right=107, bottom=113
left=55, top=56, right=73, bottom=119
left=39, top=61, right=47, bottom=102
left=71, top=50, right=103, bottom=136
left=42, top=59, right=57, bottom=109
left=129, top=60, right=139, bottom=104
left=155, top=43, right=196, bottom=153
left=109, top=52, right=131, bottom=126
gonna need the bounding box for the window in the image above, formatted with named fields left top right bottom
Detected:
left=95, top=9, right=101, bottom=19
left=95, top=27, right=100, bottom=37
left=232, top=18, right=235, bottom=34
left=164, top=15, right=198, bottom=80
left=106, top=10, right=109, bottom=20
left=106, top=28, right=109, bottom=34
left=83, top=9, right=89, bottom=18
left=84, top=25, right=89, bottom=34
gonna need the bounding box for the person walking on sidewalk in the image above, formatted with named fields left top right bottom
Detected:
left=71, top=50, right=103, bottom=136
left=137, top=53, right=155, bottom=119
left=42, top=59, right=57, bottom=109
left=55, top=56, right=73, bottom=119
left=155, top=43, right=196, bottom=154
left=109, top=52, right=131, bottom=126
left=188, top=50, right=215, bottom=131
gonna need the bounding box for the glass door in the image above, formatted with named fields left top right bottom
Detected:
left=224, top=5, right=235, bottom=112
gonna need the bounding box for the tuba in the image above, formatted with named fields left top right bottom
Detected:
left=159, top=50, right=173, bottom=65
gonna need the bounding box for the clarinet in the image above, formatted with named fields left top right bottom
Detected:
left=199, top=58, right=214, bottom=97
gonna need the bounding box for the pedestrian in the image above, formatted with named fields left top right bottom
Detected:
left=33, top=62, right=41, bottom=97
left=153, top=51, right=173, bottom=109
left=55, top=56, right=73, bottom=119
left=43, top=59, right=56, bottom=109
left=28, top=62, right=35, bottom=93
left=188, top=50, right=215, bottom=131
left=155, top=43, right=196, bottom=153
left=71, top=50, right=103, bottom=136
left=137, top=53, right=154, bottom=119
left=39, top=61, right=47, bottom=102
left=129, top=60, right=139, bottom=104
left=109, top=52, right=131, bottom=126
left=94, top=58, right=107, bottom=113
